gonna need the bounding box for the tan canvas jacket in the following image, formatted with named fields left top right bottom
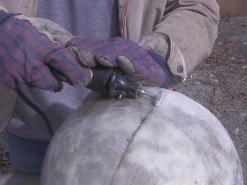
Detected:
left=0, top=0, right=220, bottom=132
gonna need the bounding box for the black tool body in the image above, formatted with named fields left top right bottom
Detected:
left=87, top=66, right=142, bottom=98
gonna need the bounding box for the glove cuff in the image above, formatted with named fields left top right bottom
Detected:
left=0, top=10, right=17, bottom=25
left=147, top=50, right=171, bottom=88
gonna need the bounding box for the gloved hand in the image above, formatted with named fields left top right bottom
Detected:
left=67, top=37, right=170, bottom=86
left=0, top=11, right=92, bottom=91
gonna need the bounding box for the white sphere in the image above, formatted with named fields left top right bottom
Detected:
left=41, top=87, right=243, bottom=185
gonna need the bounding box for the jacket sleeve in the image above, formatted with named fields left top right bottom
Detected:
left=139, top=0, right=220, bottom=83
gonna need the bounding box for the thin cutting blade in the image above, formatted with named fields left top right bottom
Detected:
left=139, top=89, right=161, bottom=105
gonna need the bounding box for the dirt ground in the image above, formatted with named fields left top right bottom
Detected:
left=0, top=14, right=247, bottom=183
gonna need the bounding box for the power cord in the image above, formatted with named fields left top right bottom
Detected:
left=15, top=88, right=54, bottom=137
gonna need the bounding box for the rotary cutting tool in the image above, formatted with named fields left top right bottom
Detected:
left=87, top=66, right=160, bottom=103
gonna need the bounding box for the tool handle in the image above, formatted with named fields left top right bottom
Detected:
left=87, top=66, right=142, bottom=98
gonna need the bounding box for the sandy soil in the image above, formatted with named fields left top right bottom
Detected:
left=1, top=14, right=247, bottom=184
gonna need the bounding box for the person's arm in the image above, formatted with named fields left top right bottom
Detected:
left=139, top=0, right=220, bottom=84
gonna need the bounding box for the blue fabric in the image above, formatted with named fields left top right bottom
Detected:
left=36, top=0, right=120, bottom=39
left=6, top=131, right=49, bottom=174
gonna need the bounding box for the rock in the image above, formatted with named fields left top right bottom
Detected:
left=41, top=87, right=243, bottom=185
